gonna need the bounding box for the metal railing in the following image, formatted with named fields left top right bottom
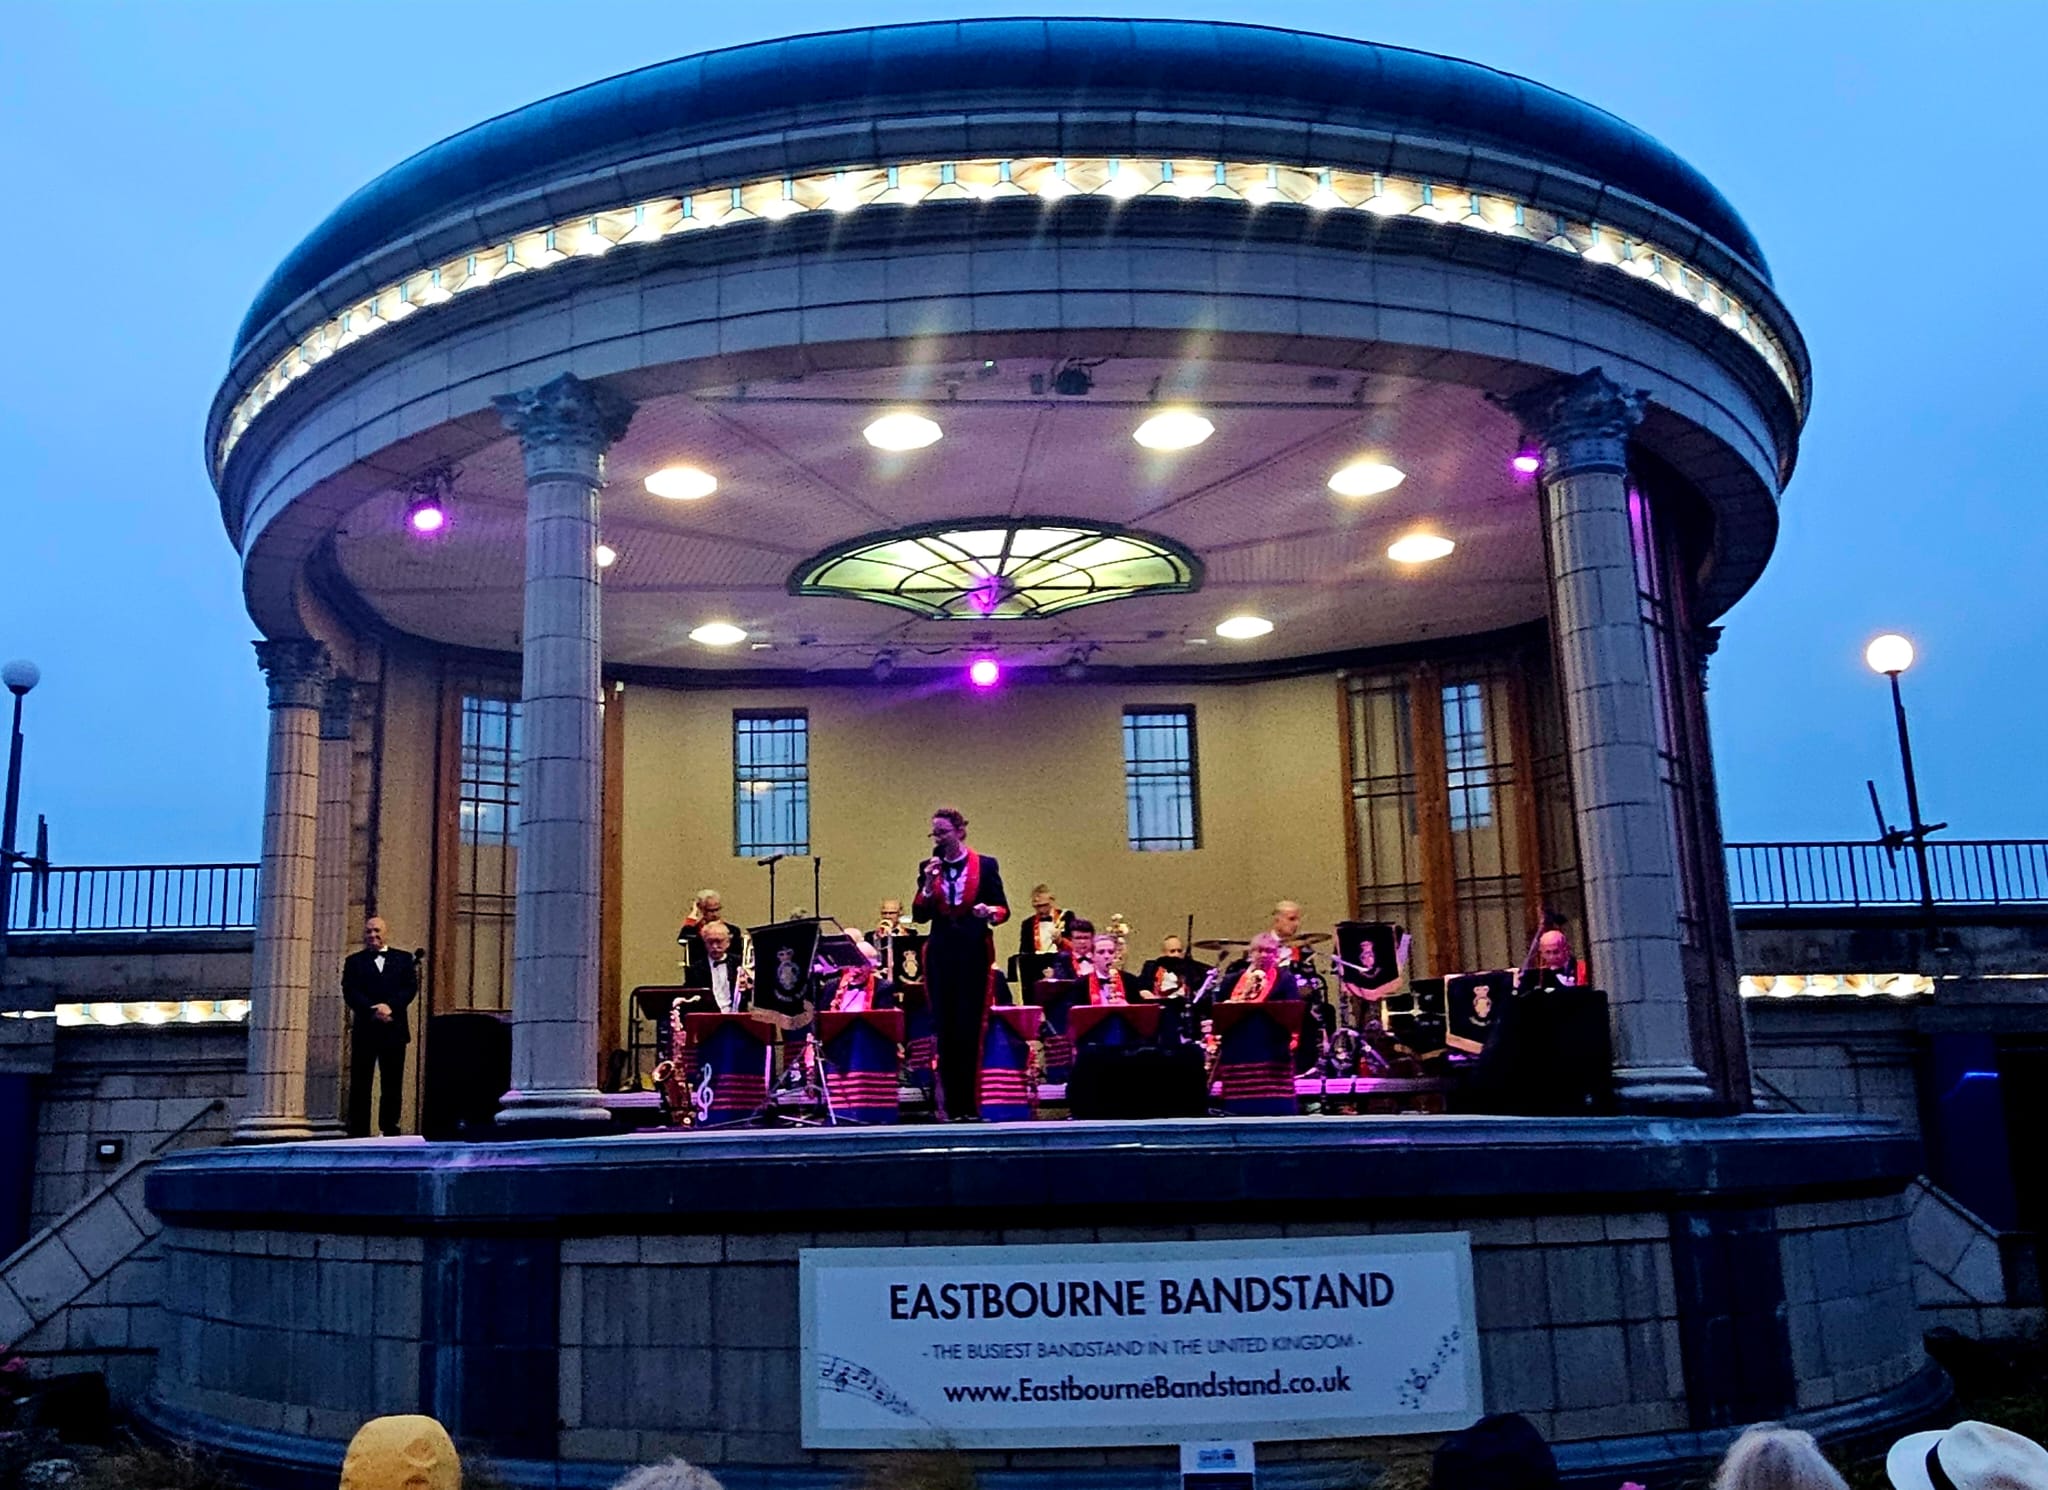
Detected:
left=5, top=864, right=260, bottom=934
left=1726, top=840, right=2048, bottom=910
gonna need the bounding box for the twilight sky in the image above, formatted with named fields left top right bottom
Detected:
left=2, top=0, right=2041, bottom=862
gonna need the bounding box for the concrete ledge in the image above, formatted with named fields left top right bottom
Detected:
left=148, top=1115, right=1918, bottom=1233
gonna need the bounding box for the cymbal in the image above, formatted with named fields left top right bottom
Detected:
left=1191, top=937, right=1249, bottom=951
left=1288, top=932, right=1332, bottom=945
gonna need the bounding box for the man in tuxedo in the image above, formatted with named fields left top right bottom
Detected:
left=342, top=916, right=418, bottom=1137
left=1136, top=934, right=1208, bottom=1000
left=692, top=920, right=749, bottom=1013
left=911, top=806, right=1009, bottom=1120
left=676, top=888, right=724, bottom=971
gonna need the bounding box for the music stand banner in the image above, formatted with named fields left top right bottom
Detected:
left=1213, top=1002, right=1303, bottom=1116
left=821, top=1010, right=905, bottom=1125
left=979, top=1005, right=1043, bottom=1122
left=1034, top=979, right=1089, bottom=1084
left=682, top=1012, right=774, bottom=1124
left=800, top=1235, right=1482, bottom=1448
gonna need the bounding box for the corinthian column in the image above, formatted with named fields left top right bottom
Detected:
left=233, top=638, right=330, bottom=1143
left=491, top=374, right=635, bottom=1133
left=304, top=674, right=354, bottom=1136
left=1501, top=369, right=1712, bottom=1106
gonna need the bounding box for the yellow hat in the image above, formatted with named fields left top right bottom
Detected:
left=340, top=1415, right=461, bottom=1490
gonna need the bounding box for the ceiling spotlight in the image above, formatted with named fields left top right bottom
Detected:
left=595, top=544, right=619, bottom=569
left=1052, top=366, right=1093, bottom=397
left=968, top=657, right=1002, bottom=688
left=406, top=495, right=447, bottom=534
left=1387, top=533, right=1456, bottom=563
left=690, top=622, right=748, bottom=647
left=1328, top=460, right=1407, bottom=498
left=864, top=412, right=942, bottom=451
left=871, top=652, right=896, bottom=682
left=1215, top=615, right=1274, bottom=641
left=645, top=465, right=719, bottom=500
left=1133, top=409, right=1215, bottom=451
left=1512, top=451, right=1542, bottom=475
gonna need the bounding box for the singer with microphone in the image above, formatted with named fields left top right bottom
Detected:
left=911, top=806, right=1009, bottom=1120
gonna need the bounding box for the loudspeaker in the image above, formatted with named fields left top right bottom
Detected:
left=422, top=1012, right=512, bottom=1140
left=1067, top=1043, right=1208, bottom=1119
left=1464, top=984, right=1615, bottom=1116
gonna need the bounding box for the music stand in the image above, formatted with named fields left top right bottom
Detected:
left=1444, top=970, right=1514, bottom=1056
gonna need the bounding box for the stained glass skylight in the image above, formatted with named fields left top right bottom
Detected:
left=791, top=521, right=1201, bottom=620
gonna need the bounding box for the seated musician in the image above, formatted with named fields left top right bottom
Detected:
left=1018, top=884, right=1077, bottom=962
left=1083, top=932, right=1134, bottom=1005
left=1269, top=900, right=1306, bottom=968
left=1049, top=917, right=1095, bottom=980
left=1520, top=927, right=1590, bottom=989
left=1136, top=935, right=1207, bottom=1000
left=874, top=897, right=906, bottom=940
left=1222, top=931, right=1302, bottom=1003
left=830, top=936, right=887, bottom=1013
left=676, top=888, right=724, bottom=967
left=694, top=921, right=750, bottom=1014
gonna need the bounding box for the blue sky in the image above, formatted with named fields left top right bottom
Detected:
left=2, top=0, right=2042, bottom=862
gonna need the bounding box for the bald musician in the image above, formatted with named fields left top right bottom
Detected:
left=1136, top=935, right=1207, bottom=1000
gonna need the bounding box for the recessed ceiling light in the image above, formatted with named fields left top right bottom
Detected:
left=1511, top=452, right=1542, bottom=475
left=864, top=412, right=942, bottom=451
left=594, top=544, right=618, bottom=568
left=1215, top=615, right=1274, bottom=640
left=1387, top=533, right=1455, bottom=563
left=1328, top=460, right=1406, bottom=498
left=645, top=465, right=719, bottom=500
left=690, top=622, right=748, bottom=647
left=1133, top=409, right=1215, bottom=451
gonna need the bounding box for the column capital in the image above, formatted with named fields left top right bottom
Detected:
left=253, top=639, right=330, bottom=711
left=493, top=374, right=636, bottom=483
left=318, top=675, right=355, bottom=740
left=1494, top=368, right=1647, bottom=478
left=1695, top=625, right=1725, bottom=690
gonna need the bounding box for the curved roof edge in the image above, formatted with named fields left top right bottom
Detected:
left=234, top=17, right=1771, bottom=355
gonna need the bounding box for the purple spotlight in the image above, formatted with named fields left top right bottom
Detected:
left=968, top=657, right=1001, bottom=688
left=1511, top=451, right=1542, bottom=476
left=407, top=495, right=447, bottom=534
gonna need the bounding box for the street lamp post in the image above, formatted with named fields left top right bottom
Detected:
left=0, top=659, right=41, bottom=996
left=1865, top=634, right=1943, bottom=922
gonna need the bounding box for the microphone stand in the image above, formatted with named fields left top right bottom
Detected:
left=813, top=857, right=822, bottom=924
left=757, top=854, right=785, bottom=921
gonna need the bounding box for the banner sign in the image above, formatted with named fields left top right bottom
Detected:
left=800, top=1235, right=1480, bottom=1449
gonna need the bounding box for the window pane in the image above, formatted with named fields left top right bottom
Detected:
left=455, top=691, right=520, bottom=1012
left=735, top=712, right=810, bottom=857
left=1122, top=708, right=1199, bottom=850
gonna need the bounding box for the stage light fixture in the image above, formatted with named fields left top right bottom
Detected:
left=1215, top=615, right=1274, bottom=641
left=690, top=622, right=748, bottom=647
left=1328, top=460, right=1406, bottom=498
left=968, top=657, right=1002, bottom=688
left=405, top=494, right=446, bottom=534
left=871, top=652, right=896, bottom=682
left=1388, top=532, right=1455, bottom=563
left=1133, top=409, right=1214, bottom=451
left=1866, top=633, right=1915, bottom=676
left=1512, top=451, right=1542, bottom=475
left=595, top=543, right=618, bottom=568
left=1052, top=366, right=1093, bottom=397
left=645, top=465, right=718, bottom=500
left=864, top=411, right=942, bottom=451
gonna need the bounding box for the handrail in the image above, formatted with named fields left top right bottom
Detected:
left=1726, top=840, right=2048, bottom=910
left=4, top=864, right=260, bottom=934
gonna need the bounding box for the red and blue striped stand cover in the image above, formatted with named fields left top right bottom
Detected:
left=681, top=1013, right=775, bottom=1124
left=901, top=986, right=938, bottom=1097
left=820, top=1009, right=905, bottom=1125
left=979, top=1005, right=1044, bottom=1122
left=1213, top=1001, right=1304, bottom=1115
left=1034, top=980, right=1091, bottom=1084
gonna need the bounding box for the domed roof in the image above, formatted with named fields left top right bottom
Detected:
left=234, top=18, right=1768, bottom=355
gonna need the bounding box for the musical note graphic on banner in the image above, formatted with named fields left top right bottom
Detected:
left=816, top=1353, right=919, bottom=1419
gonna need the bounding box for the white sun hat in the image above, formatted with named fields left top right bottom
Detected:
left=1888, top=1422, right=2048, bottom=1490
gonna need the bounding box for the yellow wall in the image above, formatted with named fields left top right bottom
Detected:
left=619, top=674, right=1350, bottom=998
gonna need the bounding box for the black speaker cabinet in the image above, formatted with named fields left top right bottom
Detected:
left=422, top=1011, right=512, bottom=1140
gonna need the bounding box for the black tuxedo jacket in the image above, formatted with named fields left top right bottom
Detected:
left=1017, top=908, right=1077, bottom=960
left=342, top=947, right=419, bottom=1045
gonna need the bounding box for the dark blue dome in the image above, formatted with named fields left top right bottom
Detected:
left=233, top=18, right=1770, bottom=356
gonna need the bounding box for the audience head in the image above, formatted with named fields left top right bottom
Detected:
left=610, top=1460, right=726, bottom=1490
left=340, top=1416, right=460, bottom=1490
left=1431, top=1413, right=1558, bottom=1490
left=1714, top=1425, right=1849, bottom=1490
left=1889, top=1421, right=2048, bottom=1490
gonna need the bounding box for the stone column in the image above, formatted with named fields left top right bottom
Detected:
left=491, top=374, right=635, bottom=1132
left=1502, top=369, right=1712, bottom=1105
left=304, top=674, right=354, bottom=1136
left=233, top=639, right=330, bottom=1143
